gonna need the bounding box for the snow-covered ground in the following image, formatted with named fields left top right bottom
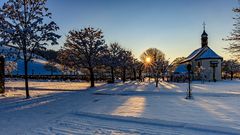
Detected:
left=2, top=79, right=102, bottom=99
left=0, top=80, right=240, bottom=135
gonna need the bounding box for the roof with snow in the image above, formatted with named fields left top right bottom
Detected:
left=195, top=47, right=223, bottom=60
left=181, top=46, right=222, bottom=63
left=181, top=47, right=205, bottom=63
left=174, top=64, right=188, bottom=74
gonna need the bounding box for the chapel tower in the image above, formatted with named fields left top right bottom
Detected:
left=201, top=22, right=208, bottom=48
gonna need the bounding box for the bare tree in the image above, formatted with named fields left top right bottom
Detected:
left=119, top=49, right=133, bottom=83
left=222, top=59, right=240, bottom=80
left=140, top=48, right=167, bottom=87
left=225, top=7, right=240, bottom=59
left=105, top=42, right=123, bottom=83
left=130, top=58, right=139, bottom=80
left=0, top=0, right=60, bottom=98
left=57, top=48, right=76, bottom=75
left=62, top=27, right=107, bottom=87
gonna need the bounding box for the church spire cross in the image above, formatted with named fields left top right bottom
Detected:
left=201, top=22, right=208, bottom=48
left=203, top=22, right=206, bottom=31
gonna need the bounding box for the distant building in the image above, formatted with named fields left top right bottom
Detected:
left=175, top=26, right=223, bottom=81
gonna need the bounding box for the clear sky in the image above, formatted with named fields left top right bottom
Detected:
left=0, top=0, right=238, bottom=61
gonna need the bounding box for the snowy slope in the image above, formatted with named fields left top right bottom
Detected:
left=0, top=45, right=62, bottom=75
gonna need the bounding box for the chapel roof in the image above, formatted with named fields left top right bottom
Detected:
left=195, top=47, right=222, bottom=60
left=181, top=47, right=205, bottom=63
left=181, top=46, right=222, bottom=63
left=174, top=64, right=188, bottom=74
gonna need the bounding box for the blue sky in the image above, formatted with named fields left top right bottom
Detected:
left=0, top=0, right=238, bottom=61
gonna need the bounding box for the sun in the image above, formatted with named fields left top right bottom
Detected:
left=145, top=57, right=151, bottom=63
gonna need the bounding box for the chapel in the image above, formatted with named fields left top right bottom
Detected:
left=175, top=25, right=223, bottom=81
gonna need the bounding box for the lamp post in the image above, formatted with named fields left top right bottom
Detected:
left=186, top=64, right=192, bottom=99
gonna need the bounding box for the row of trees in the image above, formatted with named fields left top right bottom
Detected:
left=222, top=59, right=240, bottom=80
left=58, top=28, right=135, bottom=87
left=57, top=27, right=169, bottom=87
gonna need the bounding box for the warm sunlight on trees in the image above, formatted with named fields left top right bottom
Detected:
left=140, top=48, right=168, bottom=87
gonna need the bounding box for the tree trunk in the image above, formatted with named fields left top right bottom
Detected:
left=231, top=71, right=233, bottom=80
left=155, top=73, right=159, bottom=87
left=89, top=67, right=95, bottom=87
left=138, top=70, right=142, bottom=82
left=111, top=66, right=115, bottom=83
left=156, top=78, right=159, bottom=87
left=148, top=67, right=151, bottom=83
left=133, top=68, right=137, bottom=80
left=23, top=0, right=30, bottom=99
left=149, top=75, right=151, bottom=83
left=122, top=67, right=126, bottom=83
left=24, top=56, right=30, bottom=99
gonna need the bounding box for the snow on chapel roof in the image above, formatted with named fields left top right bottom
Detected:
left=196, top=47, right=222, bottom=60
left=181, top=46, right=222, bottom=63
left=174, top=64, right=188, bottom=74
left=186, top=48, right=204, bottom=60
left=181, top=47, right=205, bottom=63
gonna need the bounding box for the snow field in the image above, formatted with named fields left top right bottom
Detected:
left=30, top=112, right=233, bottom=135
left=0, top=80, right=240, bottom=134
